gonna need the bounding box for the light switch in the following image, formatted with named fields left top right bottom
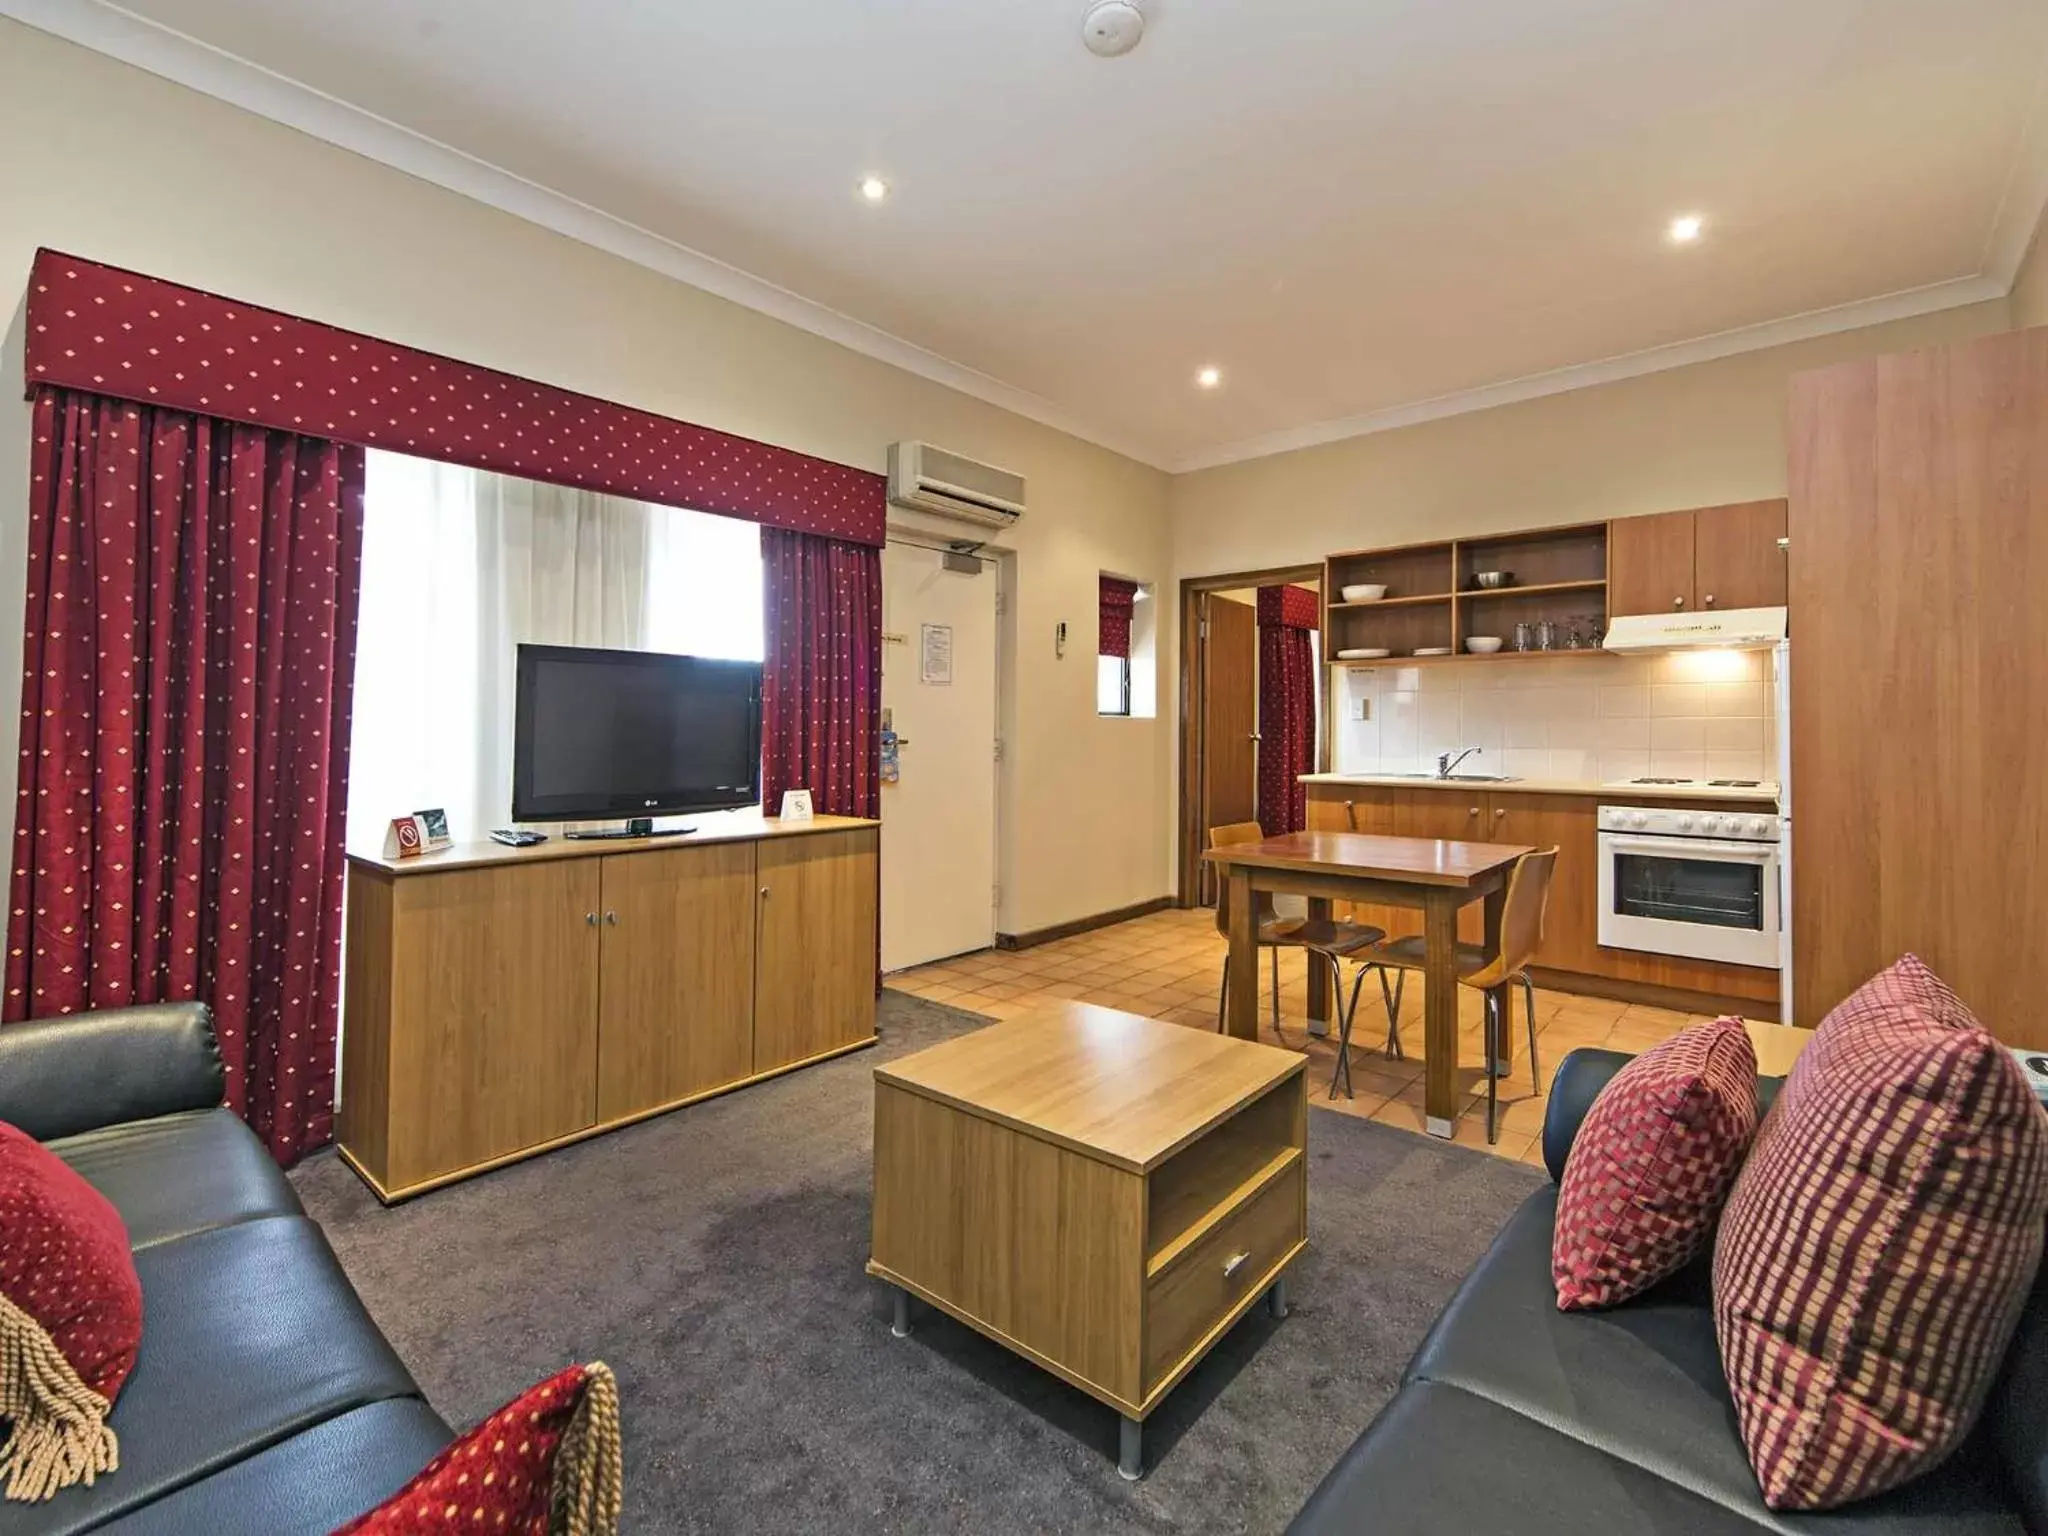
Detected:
left=1350, top=697, right=1370, bottom=721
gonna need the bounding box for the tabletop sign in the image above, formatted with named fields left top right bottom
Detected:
left=383, top=808, right=453, bottom=860
left=780, top=789, right=815, bottom=821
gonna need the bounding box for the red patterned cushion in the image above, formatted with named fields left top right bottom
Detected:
left=333, top=1363, right=621, bottom=1535
left=1713, top=955, right=2048, bottom=1510
left=0, top=1121, right=141, bottom=1502
left=1552, top=1017, right=1759, bottom=1309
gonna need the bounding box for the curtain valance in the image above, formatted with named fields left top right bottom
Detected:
left=24, top=249, right=887, bottom=546
left=1256, top=584, right=1319, bottom=631
left=1099, top=576, right=1139, bottom=659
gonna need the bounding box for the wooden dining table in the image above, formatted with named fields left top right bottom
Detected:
left=1203, top=829, right=1532, bottom=1138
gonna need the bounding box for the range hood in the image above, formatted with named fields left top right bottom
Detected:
left=1603, top=606, right=1787, bottom=652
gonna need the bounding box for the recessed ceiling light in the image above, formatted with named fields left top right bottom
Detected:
left=1195, top=366, right=1223, bottom=390
left=859, top=176, right=890, bottom=203
left=1668, top=213, right=1704, bottom=244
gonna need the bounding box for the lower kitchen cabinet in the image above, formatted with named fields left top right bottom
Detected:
left=1305, top=785, right=1778, bottom=1013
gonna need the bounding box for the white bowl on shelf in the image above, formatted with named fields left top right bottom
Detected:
left=1465, top=636, right=1504, bottom=654
left=1341, top=583, right=1389, bottom=602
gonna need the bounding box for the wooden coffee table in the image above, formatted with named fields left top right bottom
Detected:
left=868, top=1002, right=1307, bottom=1480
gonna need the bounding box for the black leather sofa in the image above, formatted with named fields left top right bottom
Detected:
left=1291, top=1048, right=2048, bottom=1535
left=0, top=1003, right=451, bottom=1535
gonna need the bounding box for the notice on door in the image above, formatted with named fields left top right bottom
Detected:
left=920, top=623, right=953, bottom=685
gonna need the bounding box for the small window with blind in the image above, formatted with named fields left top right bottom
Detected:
left=1098, top=575, right=1140, bottom=716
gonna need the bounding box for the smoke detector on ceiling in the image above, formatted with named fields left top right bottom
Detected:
left=1082, top=1, right=1146, bottom=58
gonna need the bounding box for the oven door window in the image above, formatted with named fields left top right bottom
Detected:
left=1612, top=852, right=1764, bottom=931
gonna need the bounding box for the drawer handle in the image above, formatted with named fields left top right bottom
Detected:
left=1222, top=1250, right=1250, bottom=1279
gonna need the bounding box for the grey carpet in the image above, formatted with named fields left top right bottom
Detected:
left=293, top=991, right=1544, bottom=1534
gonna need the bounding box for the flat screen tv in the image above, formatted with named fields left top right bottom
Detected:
left=511, top=644, right=762, bottom=828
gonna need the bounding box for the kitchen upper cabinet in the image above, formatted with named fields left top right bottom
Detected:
left=1607, top=509, right=1698, bottom=618
left=1691, top=500, right=1787, bottom=612
left=1608, top=501, right=1787, bottom=617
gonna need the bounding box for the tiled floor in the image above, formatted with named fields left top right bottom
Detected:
left=887, top=906, right=1715, bottom=1169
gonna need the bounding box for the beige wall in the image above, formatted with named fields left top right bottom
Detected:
left=0, top=19, right=1173, bottom=939
left=1169, top=301, right=2009, bottom=579
left=2016, top=222, right=2048, bottom=331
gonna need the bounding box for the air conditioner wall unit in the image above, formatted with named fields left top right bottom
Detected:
left=887, top=442, right=1026, bottom=529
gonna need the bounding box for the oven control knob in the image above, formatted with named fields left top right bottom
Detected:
left=1749, top=816, right=1772, bottom=837
left=1628, top=810, right=1648, bottom=829
left=1708, top=815, right=1732, bottom=835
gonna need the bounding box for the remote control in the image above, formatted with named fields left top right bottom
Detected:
left=490, top=828, right=548, bottom=847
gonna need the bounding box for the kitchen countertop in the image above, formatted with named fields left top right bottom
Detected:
left=1300, top=772, right=1780, bottom=805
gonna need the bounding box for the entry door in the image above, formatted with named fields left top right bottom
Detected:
left=879, top=542, right=998, bottom=971
left=1199, top=593, right=1259, bottom=904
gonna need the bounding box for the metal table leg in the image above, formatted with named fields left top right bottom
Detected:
left=1119, top=1415, right=1143, bottom=1481
left=1268, top=1276, right=1290, bottom=1319
left=891, top=1287, right=912, bottom=1339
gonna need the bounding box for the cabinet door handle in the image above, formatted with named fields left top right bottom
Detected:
left=759, top=886, right=771, bottom=899
left=604, top=910, right=619, bottom=926
left=1469, top=806, right=1480, bottom=817
left=1343, top=799, right=1357, bottom=830
left=1222, top=1250, right=1250, bottom=1279
left=1703, top=593, right=1716, bottom=607
left=1672, top=596, right=1686, bottom=609
left=585, top=912, right=598, bottom=926
left=1494, top=807, right=1506, bottom=818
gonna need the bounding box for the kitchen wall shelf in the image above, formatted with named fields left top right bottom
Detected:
left=1322, top=522, right=1609, bottom=662
left=1327, top=647, right=1618, bottom=669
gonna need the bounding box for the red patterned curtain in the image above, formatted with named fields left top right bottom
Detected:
left=761, top=528, right=881, bottom=817
left=4, top=386, right=363, bottom=1167
left=1256, top=585, right=1319, bottom=836
left=1099, top=577, right=1138, bottom=659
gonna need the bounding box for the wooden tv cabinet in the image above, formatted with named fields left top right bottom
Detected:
left=338, top=815, right=878, bottom=1201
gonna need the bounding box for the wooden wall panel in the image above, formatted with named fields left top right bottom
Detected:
left=1789, top=326, right=2048, bottom=1043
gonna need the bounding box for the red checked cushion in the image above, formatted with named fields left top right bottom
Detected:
left=0, top=1120, right=142, bottom=1401
left=333, top=1363, right=621, bottom=1535
left=1552, top=1016, right=1759, bottom=1310
left=1713, top=955, right=2048, bottom=1510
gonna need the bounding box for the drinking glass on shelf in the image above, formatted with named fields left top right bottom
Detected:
left=1535, top=619, right=1556, bottom=651
left=1513, top=621, right=1533, bottom=652
left=1564, top=619, right=1585, bottom=650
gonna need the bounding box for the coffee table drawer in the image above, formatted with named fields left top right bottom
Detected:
left=1144, top=1159, right=1303, bottom=1391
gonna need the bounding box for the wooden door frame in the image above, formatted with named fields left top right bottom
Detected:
left=1177, top=562, right=1324, bottom=907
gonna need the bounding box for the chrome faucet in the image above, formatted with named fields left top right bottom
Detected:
left=1436, top=747, right=1483, bottom=779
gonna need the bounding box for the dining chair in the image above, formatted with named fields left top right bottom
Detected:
left=1336, top=847, right=1560, bottom=1143
left=1208, top=822, right=1388, bottom=1044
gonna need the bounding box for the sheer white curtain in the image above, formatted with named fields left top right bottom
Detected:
left=348, top=451, right=762, bottom=848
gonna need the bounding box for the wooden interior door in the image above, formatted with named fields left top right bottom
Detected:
left=1690, top=500, right=1788, bottom=612
left=387, top=860, right=600, bottom=1188
left=1487, top=793, right=1600, bottom=973
left=1198, top=594, right=1259, bottom=904
left=1607, top=509, right=1697, bottom=616
left=1789, top=327, right=2048, bottom=1041
left=754, top=827, right=880, bottom=1072
left=594, top=842, right=758, bottom=1122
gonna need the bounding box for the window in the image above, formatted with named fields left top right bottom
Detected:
left=1098, top=574, right=1139, bottom=717
left=347, top=451, right=763, bottom=847
left=1097, top=653, right=1131, bottom=716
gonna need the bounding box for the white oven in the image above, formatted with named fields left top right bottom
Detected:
left=1596, top=805, right=1783, bottom=970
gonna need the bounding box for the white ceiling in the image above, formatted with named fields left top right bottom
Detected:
left=16, top=0, right=2048, bottom=470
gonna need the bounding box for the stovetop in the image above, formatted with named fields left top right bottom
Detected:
left=1610, top=777, right=1765, bottom=789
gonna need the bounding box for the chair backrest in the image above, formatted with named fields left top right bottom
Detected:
left=1471, top=847, right=1559, bottom=986
left=1206, top=822, right=1273, bottom=939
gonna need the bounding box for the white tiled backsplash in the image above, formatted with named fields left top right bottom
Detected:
left=1331, top=650, right=1776, bottom=784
